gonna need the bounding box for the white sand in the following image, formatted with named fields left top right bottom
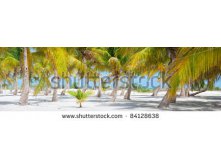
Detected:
left=0, top=90, right=221, bottom=111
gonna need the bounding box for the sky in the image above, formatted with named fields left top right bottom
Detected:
left=215, top=79, right=221, bottom=87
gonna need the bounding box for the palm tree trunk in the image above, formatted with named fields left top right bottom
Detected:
left=180, top=86, right=185, bottom=97
left=151, top=86, right=161, bottom=96
left=0, top=82, right=2, bottom=94
left=93, top=78, right=97, bottom=90
left=112, top=76, right=119, bottom=102
left=185, top=80, right=191, bottom=97
left=120, top=89, right=125, bottom=96
left=61, top=78, right=70, bottom=95
left=79, top=102, right=82, bottom=108
left=185, top=88, right=190, bottom=97
left=124, top=74, right=132, bottom=100
left=66, top=79, right=70, bottom=91
left=83, top=74, right=89, bottom=92
left=13, top=68, right=18, bottom=95
left=189, top=88, right=207, bottom=96
left=19, top=47, right=29, bottom=105
left=97, top=74, right=102, bottom=97
left=158, top=47, right=177, bottom=108
left=52, top=70, right=58, bottom=102
left=3, top=80, right=6, bottom=91
left=158, top=88, right=176, bottom=109
left=110, top=90, right=114, bottom=96
left=45, top=86, right=49, bottom=96
left=158, top=91, right=171, bottom=109
left=152, top=71, right=163, bottom=97
left=170, top=94, right=177, bottom=103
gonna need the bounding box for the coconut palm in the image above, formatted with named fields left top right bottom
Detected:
left=90, top=47, right=131, bottom=101
left=32, top=54, right=53, bottom=96
left=0, top=48, right=20, bottom=94
left=158, top=47, right=221, bottom=109
left=60, top=48, right=87, bottom=95
left=129, top=47, right=170, bottom=97
left=128, top=47, right=189, bottom=107
left=107, top=54, right=121, bottom=101
left=89, top=47, right=112, bottom=97
left=1, top=47, right=221, bottom=110
left=115, top=47, right=148, bottom=100
left=34, top=48, right=69, bottom=102
left=75, top=47, right=112, bottom=95
left=7, top=48, right=22, bottom=95
left=68, top=89, right=92, bottom=107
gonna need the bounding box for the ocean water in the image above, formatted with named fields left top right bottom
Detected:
left=15, top=73, right=221, bottom=89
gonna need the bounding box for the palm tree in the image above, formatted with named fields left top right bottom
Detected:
left=7, top=48, right=22, bottom=95
left=34, top=48, right=69, bottom=102
left=91, top=47, right=149, bottom=101
left=19, top=47, right=29, bottom=105
left=129, top=47, right=169, bottom=97
left=129, top=47, right=196, bottom=108
left=60, top=48, right=86, bottom=95
left=90, top=47, right=129, bottom=101
left=32, top=54, right=53, bottom=96
left=157, top=47, right=178, bottom=108
left=68, top=89, right=92, bottom=107
left=75, top=47, right=110, bottom=95
left=158, top=47, right=221, bottom=109
left=89, top=47, right=111, bottom=97
left=115, top=47, right=146, bottom=100
left=0, top=48, right=21, bottom=94
left=108, top=55, right=121, bottom=101
left=0, top=49, right=7, bottom=94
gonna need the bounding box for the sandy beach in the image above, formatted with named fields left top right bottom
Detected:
left=0, top=90, right=220, bottom=111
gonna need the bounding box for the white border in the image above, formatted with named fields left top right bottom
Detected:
left=0, top=0, right=221, bottom=167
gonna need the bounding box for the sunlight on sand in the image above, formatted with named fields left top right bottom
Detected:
left=0, top=90, right=221, bottom=111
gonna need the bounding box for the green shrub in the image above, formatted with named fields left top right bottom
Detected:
left=132, top=84, right=152, bottom=92
left=68, top=89, right=92, bottom=107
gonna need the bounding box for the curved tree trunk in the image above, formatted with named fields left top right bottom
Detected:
left=185, top=80, right=191, bottom=97
left=97, top=75, right=102, bottom=97
left=13, top=68, right=18, bottom=95
left=52, top=70, right=58, bottom=102
left=158, top=91, right=171, bottom=109
left=120, top=89, right=125, bottom=96
left=93, top=78, right=97, bottom=90
left=185, top=85, right=190, bottom=97
left=61, top=78, right=70, bottom=95
left=0, top=82, right=2, bottom=94
left=180, top=86, right=186, bottom=97
left=45, top=86, right=49, bottom=96
left=83, top=74, right=89, bottom=92
left=112, top=76, right=119, bottom=102
left=19, top=48, right=29, bottom=105
left=124, top=74, right=132, bottom=100
left=189, top=88, right=207, bottom=96
left=151, top=86, right=161, bottom=97
left=158, top=47, right=178, bottom=108
left=110, top=90, right=114, bottom=96
left=185, top=88, right=190, bottom=97
left=3, top=81, right=7, bottom=92
left=170, top=94, right=177, bottom=103
left=158, top=89, right=177, bottom=109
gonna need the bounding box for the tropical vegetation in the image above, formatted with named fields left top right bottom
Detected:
left=0, top=47, right=221, bottom=109
left=68, top=89, right=92, bottom=107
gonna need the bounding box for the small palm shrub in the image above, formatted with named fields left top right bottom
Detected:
left=68, top=89, right=92, bottom=108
